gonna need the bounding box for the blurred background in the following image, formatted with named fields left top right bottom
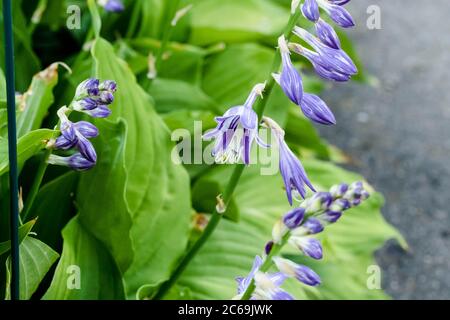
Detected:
left=319, top=0, right=450, bottom=299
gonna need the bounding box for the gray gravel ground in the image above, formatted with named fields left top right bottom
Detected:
left=318, top=0, right=450, bottom=300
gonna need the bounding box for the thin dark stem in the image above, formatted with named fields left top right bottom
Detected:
left=153, top=10, right=302, bottom=300
left=3, top=0, right=20, bottom=300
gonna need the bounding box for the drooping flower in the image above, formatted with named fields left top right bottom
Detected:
left=273, top=35, right=303, bottom=106
left=290, top=27, right=357, bottom=81
left=203, top=83, right=268, bottom=165
left=263, top=117, right=315, bottom=204
left=97, top=0, right=124, bottom=13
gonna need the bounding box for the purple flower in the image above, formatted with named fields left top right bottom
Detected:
left=315, top=18, right=341, bottom=49
left=290, top=237, right=323, bottom=260
left=330, top=183, right=349, bottom=198
left=317, top=0, right=355, bottom=28
left=300, top=93, right=336, bottom=125
left=278, top=136, right=315, bottom=204
left=283, top=208, right=305, bottom=229
left=291, top=27, right=357, bottom=81
left=275, top=35, right=303, bottom=106
left=99, top=0, right=124, bottom=13
left=203, top=83, right=267, bottom=165
left=83, top=105, right=112, bottom=118
left=48, top=153, right=96, bottom=171
left=273, top=257, right=321, bottom=286
left=302, top=0, right=320, bottom=22
left=236, top=256, right=262, bottom=295
left=100, top=80, right=117, bottom=92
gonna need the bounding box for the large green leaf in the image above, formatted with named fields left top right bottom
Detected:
left=5, top=237, right=58, bottom=300
left=0, top=129, right=55, bottom=175
left=180, top=160, right=404, bottom=299
left=43, top=216, right=125, bottom=300
left=75, top=38, right=191, bottom=298
left=189, top=0, right=289, bottom=45
left=30, top=172, right=79, bottom=252
left=16, top=63, right=59, bottom=138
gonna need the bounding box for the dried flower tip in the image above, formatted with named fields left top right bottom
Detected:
left=216, top=194, right=226, bottom=214
left=171, top=4, right=193, bottom=26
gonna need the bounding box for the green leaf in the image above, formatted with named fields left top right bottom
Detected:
left=16, top=63, right=59, bottom=137
left=0, top=68, right=5, bottom=101
left=76, top=38, right=191, bottom=298
left=87, top=0, right=102, bottom=38
left=30, top=172, right=79, bottom=252
left=0, top=219, right=36, bottom=256
left=150, top=78, right=221, bottom=114
left=5, top=237, right=59, bottom=300
left=189, top=0, right=289, bottom=45
left=177, top=161, right=404, bottom=299
left=0, top=129, right=55, bottom=175
left=43, top=216, right=125, bottom=300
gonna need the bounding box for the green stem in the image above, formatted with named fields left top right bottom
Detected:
left=153, top=10, right=302, bottom=300
left=125, top=0, right=141, bottom=38
left=21, top=150, right=51, bottom=222
left=241, top=233, right=290, bottom=300
left=146, top=0, right=181, bottom=89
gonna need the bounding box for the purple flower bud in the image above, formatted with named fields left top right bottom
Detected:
left=83, top=105, right=112, bottom=118
left=273, top=257, right=321, bottom=286
left=278, top=36, right=303, bottom=106
left=265, top=241, right=274, bottom=255
left=100, top=80, right=117, bottom=92
left=73, top=98, right=98, bottom=111
left=321, top=210, right=342, bottom=223
left=283, top=208, right=306, bottom=229
left=74, top=121, right=99, bottom=139
left=330, top=183, right=349, bottom=198
left=315, top=19, right=341, bottom=49
left=333, top=198, right=351, bottom=210
left=48, top=153, right=96, bottom=171
left=302, top=0, right=320, bottom=22
left=303, top=218, right=324, bottom=234
left=301, top=93, right=336, bottom=125
left=290, top=237, right=323, bottom=260
left=75, top=133, right=97, bottom=163
left=75, top=78, right=99, bottom=98
left=318, top=0, right=355, bottom=28
left=96, top=91, right=114, bottom=104
left=100, top=0, right=124, bottom=13
left=54, top=136, right=77, bottom=150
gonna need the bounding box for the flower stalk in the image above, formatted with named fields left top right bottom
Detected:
left=153, top=8, right=302, bottom=300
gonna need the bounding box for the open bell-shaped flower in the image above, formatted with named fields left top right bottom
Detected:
left=203, top=83, right=268, bottom=165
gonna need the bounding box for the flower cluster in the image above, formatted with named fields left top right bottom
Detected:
left=47, top=78, right=117, bottom=171
left=97, top=0, right=124, bottom=13
left=235, top=182, right=370, bottom=300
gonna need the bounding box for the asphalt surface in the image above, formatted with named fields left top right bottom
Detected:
left=318, top=0, right=450, bottom=300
